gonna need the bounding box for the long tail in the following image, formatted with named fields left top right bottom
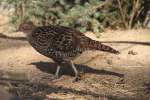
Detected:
left=83, top=39, right=119, bottom=54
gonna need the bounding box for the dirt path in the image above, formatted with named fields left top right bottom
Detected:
left=0, top=29, right=150, bottom=99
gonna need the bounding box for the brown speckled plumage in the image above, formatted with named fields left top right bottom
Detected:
left=18, top=21, right=119, bottom=81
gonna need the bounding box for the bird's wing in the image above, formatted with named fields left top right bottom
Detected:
left=49, top=26, right=82, bottom=52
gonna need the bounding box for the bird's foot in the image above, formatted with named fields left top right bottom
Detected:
left=51, top=74, right=59, bottom=80
left=72, top=75, right=81, bottom=82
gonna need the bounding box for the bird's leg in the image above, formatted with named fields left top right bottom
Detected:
left=53, top=65, right=61, bottom=79
left=40, top=65, right=61, bottom=80
left=70, top=61, right=81, bottom=82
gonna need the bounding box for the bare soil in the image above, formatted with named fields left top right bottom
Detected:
left=0, top=29, right=150, bottom=100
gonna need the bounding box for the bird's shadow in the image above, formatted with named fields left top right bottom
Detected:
left=30, top=61, right=124, bottom=78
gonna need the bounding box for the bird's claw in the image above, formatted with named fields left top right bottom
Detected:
left=52, top=75, right=59, bottom=80
left=72, top=75, right=81, bottom=82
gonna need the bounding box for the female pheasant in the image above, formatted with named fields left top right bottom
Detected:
left=18, top=21, right=119, bottom=81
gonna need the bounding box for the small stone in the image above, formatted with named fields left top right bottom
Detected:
left=128, top=50, right=138, bottom=55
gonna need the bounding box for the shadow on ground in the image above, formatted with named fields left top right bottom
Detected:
left=30, top=61, right=124, bottom=78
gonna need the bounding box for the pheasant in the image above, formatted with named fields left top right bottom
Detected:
left=17, top=21, right=119, bottom=81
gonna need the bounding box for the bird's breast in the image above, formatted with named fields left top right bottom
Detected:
left=28, top=33, right=51, bottom=55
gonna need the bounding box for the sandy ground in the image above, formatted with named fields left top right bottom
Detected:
left=0, top=29, right=150, bottom=100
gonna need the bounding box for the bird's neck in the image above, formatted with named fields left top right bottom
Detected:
left=25, top=27, right=36, bottom=39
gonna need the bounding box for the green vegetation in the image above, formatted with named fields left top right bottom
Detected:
left=0, top=0, right=149, bottom=34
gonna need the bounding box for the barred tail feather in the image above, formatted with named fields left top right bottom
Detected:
left=85, top=39, right=119, bottom=54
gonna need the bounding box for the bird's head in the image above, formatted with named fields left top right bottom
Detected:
left=17, top=21, right=36, bottom=35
